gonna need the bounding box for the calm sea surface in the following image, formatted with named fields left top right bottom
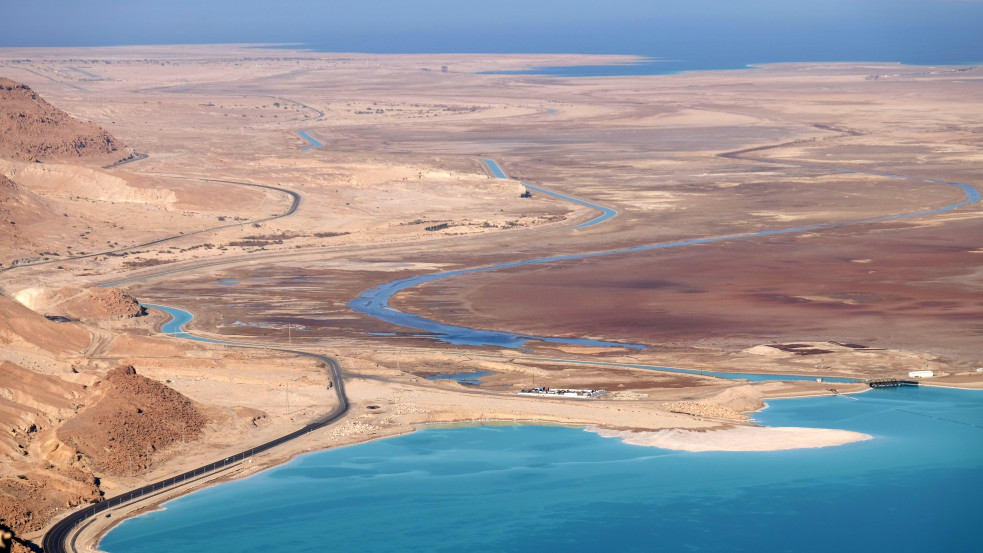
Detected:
left=101, top=387, right=982, bottom=553
left=292, top=2, right=983, bottom=76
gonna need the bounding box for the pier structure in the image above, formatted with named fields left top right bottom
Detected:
left=867, top=378, right=919, bottom=388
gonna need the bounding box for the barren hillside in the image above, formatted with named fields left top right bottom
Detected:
left=0, top=77, right=129, bottom=165
left=0, top=361, right=101, bottom=537
left=0, top=295, right=90, bottom=355
left=58, top=365, right=211, bottom=476
left=0, top=295, right=210, bottom=542
left=14, top=286, right=144, bottom=322
left=0, top=174, right=49, bottom=256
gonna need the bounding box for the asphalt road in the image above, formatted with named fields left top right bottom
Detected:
left=30, top=136, right=318, bottom=553
left=41, top=349, right=347, bottom=553
left=0, top=177, right=300, bottom=275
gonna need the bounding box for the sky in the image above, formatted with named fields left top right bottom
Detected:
left=1, top=0, right=981, bottom=64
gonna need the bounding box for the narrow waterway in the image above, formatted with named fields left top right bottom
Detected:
left=482, top=158, right=618, bottom=229
left=146, top=303, right=857, bottom=383
left=350, top=161, right=979, bottom=349
left=297, top=130, right=323, bottom=150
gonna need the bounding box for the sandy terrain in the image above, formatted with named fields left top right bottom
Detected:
left=0, top=45, right=981, bottom=550
left=593, top=425, right=872, bottom=452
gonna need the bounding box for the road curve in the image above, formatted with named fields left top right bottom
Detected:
left=0, top=177, right=301, bottom=275
left=41, top=310, right=348, bottom=553
left=37, top=132, right=316, bottom=552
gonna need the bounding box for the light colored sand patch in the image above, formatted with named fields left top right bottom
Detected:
left=744, top=345, right=793, bottom=357
left=796, top=295, right=860, bottom=305
left=749, top=211, right=807, bottom=222
left=548, top=345, right=624, bottom=355
left=277, top=259, right=450, bottom=272
left=591, top=425, right=872, bottom=452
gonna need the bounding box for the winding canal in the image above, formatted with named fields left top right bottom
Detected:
left=297, top=130, right=323, bottom=150
left=482, top=159, right=618, bottom=228
left=349, top=160, right=980, bottom=349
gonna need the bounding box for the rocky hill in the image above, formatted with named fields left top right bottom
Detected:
left=0, top=361, right=101, bottom=538
left=58, top=365, right=210, bottom=477
left=0, top=77, right=130, bottom=165
left=14, top=286, right=145, bottom=322
left=0, top=295, right=210, bottom=544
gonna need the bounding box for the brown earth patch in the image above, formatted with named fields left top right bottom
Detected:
left=0, top=361, right=99, bottom=541
left=393, top=217, right=983, bottom=361
left=55, top=286, right=144, bottom=321
left=57, top=365, right=210, bottom=476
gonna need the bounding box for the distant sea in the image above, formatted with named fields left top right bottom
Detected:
left=289, top=5, right=982, bottom=77
left=101, top=387, right=983, bottom=553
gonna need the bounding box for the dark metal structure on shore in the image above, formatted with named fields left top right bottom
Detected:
left=867, top=378, right=919, bottom=388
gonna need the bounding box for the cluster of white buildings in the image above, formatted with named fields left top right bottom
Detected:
left=518, top=387, right=606, bottom=399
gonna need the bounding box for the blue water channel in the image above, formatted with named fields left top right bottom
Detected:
left=100, top=386, right=983, bottom=553
left=348, top=168, right=979, bottom=350
left=145, top=303, right=240, bottom=345
left=149, top=303, right=848, bottom=383
left=297, top=130, right=323, bottom=151
left=482, top=159, right=618, bottom=228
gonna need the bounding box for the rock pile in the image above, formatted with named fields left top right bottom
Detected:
left=0, top=77, right=129, bottom=164
left=58, top=365, right=210, bottom=476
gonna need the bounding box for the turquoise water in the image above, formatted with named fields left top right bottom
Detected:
left=145, top=304, right=239, bottom=345
left=101, top=387, right=983, bottom=553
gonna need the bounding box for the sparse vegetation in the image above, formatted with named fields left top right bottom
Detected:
left=122, top=258, right=174, bottom=268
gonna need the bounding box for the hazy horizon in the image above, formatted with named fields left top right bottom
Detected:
left=1, top=0, right=981, bottom=67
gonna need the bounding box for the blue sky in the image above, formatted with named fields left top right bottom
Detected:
left=1, top=0, right=981, bottom=64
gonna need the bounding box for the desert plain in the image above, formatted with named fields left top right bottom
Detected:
left=0, top=44, right=981, bottom=551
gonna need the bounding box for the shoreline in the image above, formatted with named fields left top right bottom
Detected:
left=73, top=382, right=882, bottom=553
left=50, top=376, right=983, bottom=552
left=3, top=48, right=979, bottom=543
left=51, top=303, right=963, bottom=552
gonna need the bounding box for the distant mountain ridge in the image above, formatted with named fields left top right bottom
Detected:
left=0, top=77, right=129, bottom=164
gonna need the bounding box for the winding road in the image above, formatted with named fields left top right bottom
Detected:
left=41, top=308, right=349, bottom=553
left=35, top=125, right=981, bottom=552
left=0, top=177, right=301, bottom=275
left=37, top=126, right=327, bottom=553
